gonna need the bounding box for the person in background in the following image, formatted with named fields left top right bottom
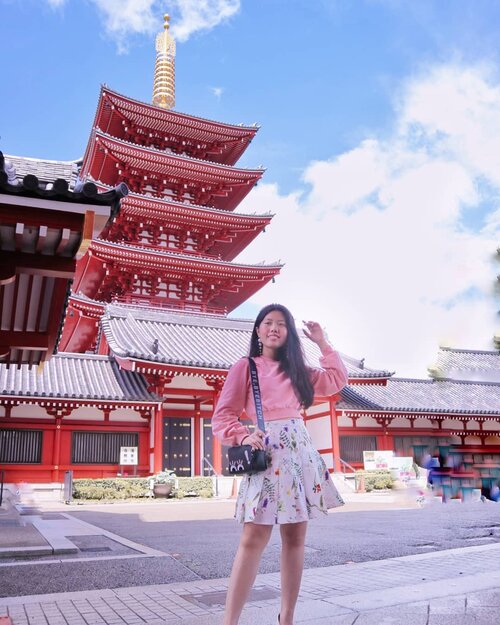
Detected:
left=212, top=303, right=349, bottom=625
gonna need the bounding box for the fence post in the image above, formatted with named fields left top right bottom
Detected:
left=63, top=470, right=73, bottom=504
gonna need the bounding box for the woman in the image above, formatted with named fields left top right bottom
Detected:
left=212, top=303, right=348, bottom=625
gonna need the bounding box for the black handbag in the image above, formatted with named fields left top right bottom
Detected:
left=227, top=357, right=268, bottom=475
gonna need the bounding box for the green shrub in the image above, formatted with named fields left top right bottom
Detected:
left=176, top=476, right=214, bottom=498
left=355, top=470, right=395, bottom=491
left=73, top=477, right=151, bottom=500
left=72, top=475, right=214, bottom=500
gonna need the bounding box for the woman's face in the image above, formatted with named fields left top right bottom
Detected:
left=256, top=309, right=288, bottom=357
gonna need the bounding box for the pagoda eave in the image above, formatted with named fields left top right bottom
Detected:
left=81, top=131, right=263, bottom=211
left=85, top=239, right=282, bottom=277
left=94, top=87, right=258, bottom=165
left=113, top=355, right=229, bottom=380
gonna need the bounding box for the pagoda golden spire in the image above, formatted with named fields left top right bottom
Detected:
left=152, top=13, right=176, bottom=109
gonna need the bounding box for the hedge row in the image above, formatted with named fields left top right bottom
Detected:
left=355, top=470, right=395, bottom=491
left=72, top=476, right=214, bottom=500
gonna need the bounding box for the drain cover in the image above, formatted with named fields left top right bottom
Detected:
left=78, top=546, right=112, bottom=552
left=182, top=586, right=279, bottom=607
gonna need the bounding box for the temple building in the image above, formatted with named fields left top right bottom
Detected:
left=0, top=16, right=498, bottom=489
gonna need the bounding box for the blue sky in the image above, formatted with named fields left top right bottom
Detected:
left=1, top=0, right=499, bottom=375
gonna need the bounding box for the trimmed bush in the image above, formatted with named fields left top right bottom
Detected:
left=355, top=470, right=395, bottom=492
left=73, top=477, right=151, bottom=500
left=174, top=477, right=214, bottom=498
left=72, top=476, right=214, bottom=500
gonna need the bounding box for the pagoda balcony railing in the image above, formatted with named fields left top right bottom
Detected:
left=111, top=240, right=222, bottom=260
left=113, top=294, right=227, bottom=316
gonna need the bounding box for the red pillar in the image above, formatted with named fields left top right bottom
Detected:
left=52, top=418, right=62, bottom=482
left=153, top=403, right=164, bottom=473
left=329, top=397, right=341, bottom=473
left=212, top=390, right=222, bottom=474
left=194, top=401, right=201, bottom=476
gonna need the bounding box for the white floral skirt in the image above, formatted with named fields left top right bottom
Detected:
left=235, top=418, right=344, bottom=525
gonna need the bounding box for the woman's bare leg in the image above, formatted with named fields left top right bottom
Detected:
left=279, top=521, right=308, bottom=625
left=222, top=522, right=273, bottom=625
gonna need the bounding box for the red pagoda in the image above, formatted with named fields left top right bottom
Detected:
left=55, top=16, right=281, bottom=478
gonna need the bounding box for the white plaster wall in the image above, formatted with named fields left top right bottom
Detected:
left=338, top=414, right=352, bottom=427
left=306, top=402, right=329, bottom=417
left=306, top=416, right=332, bottom=450
left=70, top=406, right=105, bottom=421
left=465, top=421, right=479, bottom=431
left=483, top=420, right=500, bottom=432
left=0, top=406, right=5, bottom=417
left=355, top=415, right=378, bottom=427
left=168, top=375, right=212, bottom=390
left=413, top=418, right=434, bottom=429
left=110, top=408, right=143, bottom=422
left=320, top=452, right=333, bottom=470
left=464, top=435, right=482, bottom=444
left=11, top=404, right=50, bottom=418
left=441, top=419, right=463, bottom=429
left=388, top=417, right=411, bottom=428
left=485, top=435, right=500, bottom=444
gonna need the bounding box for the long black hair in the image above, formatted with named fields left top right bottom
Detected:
left=249, top=303, right=315, bottom=408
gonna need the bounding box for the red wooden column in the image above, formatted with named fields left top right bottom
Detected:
left=193, top=400, right=201, bottom=476
left=47, top=408, right=71, bottom=481
left=153, top=403, right=164, bottom=473
left=212, top=386, right=223, bottom=474
left=329, top=397, right=341, bottom=473
left=52, top=418, right=62, bottom=482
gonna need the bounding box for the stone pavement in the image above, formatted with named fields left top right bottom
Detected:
left=1, top=543, right=500, bottom=624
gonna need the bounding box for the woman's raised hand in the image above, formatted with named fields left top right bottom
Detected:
left=302, top=320, right=328, bottom=348
left=241, top=430, right=265, bottom=451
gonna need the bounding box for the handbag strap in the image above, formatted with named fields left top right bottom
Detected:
left=248, top=357, right=265, bottom=432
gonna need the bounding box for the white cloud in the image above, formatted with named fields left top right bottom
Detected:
left=171, top=0, right=240, bottom=43
left=235, top=64, right=500, bottom=377
left=42, top=0, right=240, bottom=52
left=210, top=86, right=224, bottom=99
left=89, top=0, right=158, bottom=52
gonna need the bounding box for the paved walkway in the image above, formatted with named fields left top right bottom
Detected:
left=1, top=543, right=500, bottom=624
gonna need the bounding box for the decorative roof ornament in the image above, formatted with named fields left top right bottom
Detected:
left=152, top=13, right=176, bottom=110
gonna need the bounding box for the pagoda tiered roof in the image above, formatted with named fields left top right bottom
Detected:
left=101, top=304, right=393, bottom=380
left=81, top=130, right=264, bottom=210
left=73, top=239, right=281, bottom=313
left=428, top=346, right=500, bottom=383
left=99, top=190, right=272, bottom=260
left=0, top=352, right=158, bottom=406
left=0, top=152, right=126, bottom=366
left=94, top=87, right=259, bottom=165
left=339, top=378, right=500, bottom=417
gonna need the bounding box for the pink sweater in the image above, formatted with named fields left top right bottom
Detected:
left=212, top=346, right=349, bottom=446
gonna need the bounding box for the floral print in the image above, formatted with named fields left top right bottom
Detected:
left=235, top=418, right=344, bottom=525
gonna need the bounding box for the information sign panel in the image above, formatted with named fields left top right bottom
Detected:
left=119, top=446, right=138, bottom=465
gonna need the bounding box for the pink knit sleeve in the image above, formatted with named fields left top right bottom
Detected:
left=309, top=345, right=349, bottom=396
left=211, top=358, right=251, bottom=446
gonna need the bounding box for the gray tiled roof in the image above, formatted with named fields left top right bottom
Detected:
left=0, top=353, right=158, bottom=402
left=4, top=154, right=80, bottom=189
left=428, top=347, right=500, bottom=383
left=101, top=304, right=392, bottom=378
left=1, top=152, right=128, bottom=208
left=338, top=379, right=500, bottom=416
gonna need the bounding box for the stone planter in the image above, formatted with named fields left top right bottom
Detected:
left=153, top=483, right=173, bottom=498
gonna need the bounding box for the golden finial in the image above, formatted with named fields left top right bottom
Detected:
left=153, top=13, right=176, bottom=109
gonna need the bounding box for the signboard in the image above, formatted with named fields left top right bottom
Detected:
left=119, top=446, right=138, bottom=466
left=363, top=450, right=394, bottom=470
left=391, top=456, right=415, bottom=480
